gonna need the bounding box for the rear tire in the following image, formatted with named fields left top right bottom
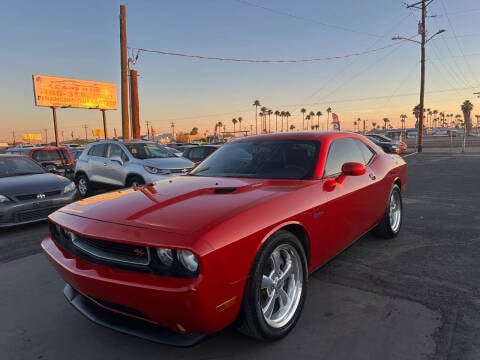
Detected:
left=238, top=230, right=307, bottom=341
left=76, top=174, right=90, bottom=198
left=374, top=184, right=402, bottom=238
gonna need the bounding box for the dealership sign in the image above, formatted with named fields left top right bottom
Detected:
left=32, top=75, right=117, bottom=110
left=23, top=133, right=42, bottom=141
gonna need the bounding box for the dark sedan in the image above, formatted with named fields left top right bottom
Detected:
left=0, top=155, right=78, bottom=227
left=366, top=135, right=401, bottom=154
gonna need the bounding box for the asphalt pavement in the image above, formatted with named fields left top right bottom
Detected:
left=1, top=152, right=480, bottom=359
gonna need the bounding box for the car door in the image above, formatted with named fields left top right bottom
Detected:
left=103, top=143, right=129, bottom=186
left=85, top=144, right=109, bottom=184
left=309, top=138, right=378, bottom=264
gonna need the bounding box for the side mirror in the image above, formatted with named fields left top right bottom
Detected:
left=110, top=155, right=124, bottom=165
left=341, top=162, right=366, bottom=177
left=323, top=162, right=366, bottom=191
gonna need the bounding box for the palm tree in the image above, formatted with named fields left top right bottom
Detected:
left=280, top=111, right=285, bottom=132
left=260, top=107, right=268, bottom=133
left=353, top=120, right=358, bottom=132
left=238, top=116, right=243, bottom=133
left=232, top=118, right=238, bottom=135
left=455, top=114, right=462, bottom=128
left=274, top=110, right=280, bottom=132
left=326, top=107, right=332, bottom=130
left=461, top=100, right=474, bottom=135
left=305, top=115, right=311, bottom=130
left=309, top=111, right=315, bottom=130
left=268, top=109, right=273, bottom=133
left=300, top=108, right=306, bottom=130
left=316, top=111, right=322, bottom=129
left=372, top=122, right=377, bottom=131
left=289, top=124, right=295, bottom=132
left=253, top=100, right=261, bottom=135
left=412, top=104, right=421, bottom=129
left=382, top=118, right=390, bottom=130
left=400, top=114, right=407, bottom=131
left=285, top=111, right=291, bottom=131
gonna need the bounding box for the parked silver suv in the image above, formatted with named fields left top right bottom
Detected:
left=74, top=140, right=195, bottom=197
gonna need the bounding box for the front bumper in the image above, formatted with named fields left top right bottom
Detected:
left=41, top=235, right=242, bottom=342
left=0, top=191, right=77, bottom=228
left=63, top=284, right=205, bottom=346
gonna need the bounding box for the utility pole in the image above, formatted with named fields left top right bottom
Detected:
left=393, top=0, right=445, bottom=153
left=12, top=130, right=16, bottom=145
left=43, top=128, right=48, bottom=143
left=82, top=124, right=88, bottom=142
left=145, top=120, right=150, bottom=140
left=130, top=69, right=140, bottom=139
left=101, top=109, right=108, bottom=139
left=120, top=5, right=130, bottom=140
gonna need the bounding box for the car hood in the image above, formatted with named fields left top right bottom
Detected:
left=0, top=173, right=70, bottom=195
left=59, top=176, right=308, bottom=235
left=140, top=157, right=194, bottom=170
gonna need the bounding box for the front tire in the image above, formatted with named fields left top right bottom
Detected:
left=238, top=230, right=307, bottom=341
left=374, top=184, right=402, bottom=238
left=126, top=176, right=144, bottom=188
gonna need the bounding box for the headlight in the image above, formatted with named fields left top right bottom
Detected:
left=156, top=248, right=174, bottom=267
left=63, top=181, right=77, bottom=193
left=177, top=250, right=199, bottom=272
left=144, top=166, right=171, bottom=175
left=0, top=195, right=11, bottom=203
left=154, top=247, right=199, bottom=275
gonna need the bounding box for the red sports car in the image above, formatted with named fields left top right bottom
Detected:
left=42, top=132, right=407, bottom=345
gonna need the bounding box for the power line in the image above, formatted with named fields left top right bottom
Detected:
left=129, top=42, right=403, bottom=64
left=231, top=0, right=385, bottom=38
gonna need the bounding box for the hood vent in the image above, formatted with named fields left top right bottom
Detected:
left=213, top=187, right=237, bottom=194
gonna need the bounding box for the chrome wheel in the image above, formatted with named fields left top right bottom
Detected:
left=260, top=244, right=303, bottom=329
left=389, top=190, right=402, bottom=233
left=77, top=176, right=88, bottom=197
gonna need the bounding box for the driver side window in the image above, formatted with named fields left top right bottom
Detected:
left=324, top=138, right=366, bottom=177
left=108, top=144, right=128, bottom=162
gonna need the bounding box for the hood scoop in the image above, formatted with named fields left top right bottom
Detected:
left=213, top=187, right=237, bottom=194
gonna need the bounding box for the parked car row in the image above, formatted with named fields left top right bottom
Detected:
left=1, top=133, right=404, bottom=230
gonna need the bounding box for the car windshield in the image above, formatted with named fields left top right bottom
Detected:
left=124, top=143, right=176, bottom=159
left=0, top=157, right=45, bottom=178
left=190, top=139, right=319, bottom=179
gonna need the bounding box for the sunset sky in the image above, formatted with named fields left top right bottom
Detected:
left=1, top=0, right=479, bottom=142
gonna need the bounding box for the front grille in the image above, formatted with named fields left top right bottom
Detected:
left=170, top=168, right=191, bottom=174
left=15, top=190, right=61, bottom=201
left=16, top=207, right=59, bottom=222
left=72, top=236, right=150, bottom=266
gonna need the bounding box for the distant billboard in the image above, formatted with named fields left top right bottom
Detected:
left=23, top=133, right=42, bottom=141
left=92, top=129, right=105, bottom=137
left=32, top=75, right=117, bottom=110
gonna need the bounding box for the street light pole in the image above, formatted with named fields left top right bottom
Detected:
left=392, top=0, right=445, bottom=153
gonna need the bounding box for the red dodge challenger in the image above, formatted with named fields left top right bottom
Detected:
left=42, top=132, right=407, bottom=345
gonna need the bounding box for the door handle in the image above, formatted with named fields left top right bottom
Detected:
left=369, top=173, right=376, bottom=180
